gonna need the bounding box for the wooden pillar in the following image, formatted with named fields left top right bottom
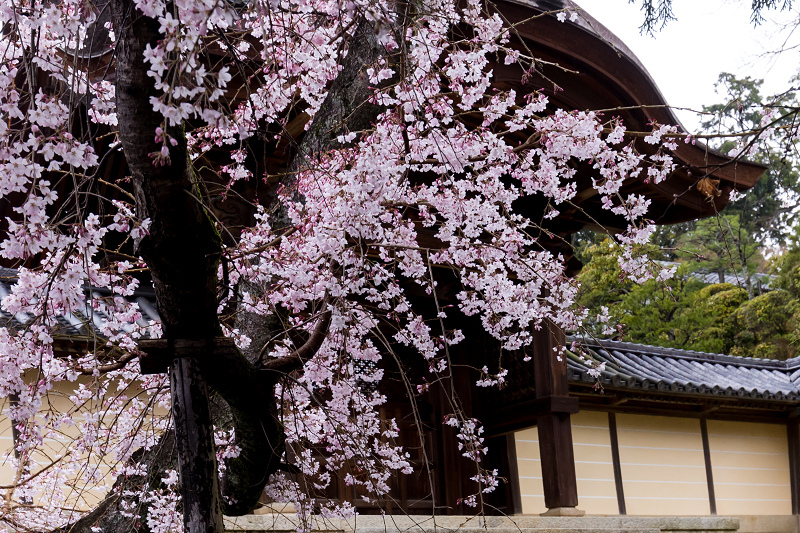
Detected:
left=483, top=433, right=523, bottom=515
left=437, top=365, right=477, bottom=514
left=608, top=412, right=626, bottom=515
left=170, top=356, right=224, bottom=533
left=533, top=325, right=584, bottom=516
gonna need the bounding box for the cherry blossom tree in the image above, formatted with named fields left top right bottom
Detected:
left=0, top=0, right=696, bottom=531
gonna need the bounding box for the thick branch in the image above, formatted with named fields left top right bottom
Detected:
left=114, top=6, right=389, bottom=525
left=137, top=320, right=330, bottom=516
left=218, top=15, right=389, bottom=512
left=289, top=18, right=387, bottom=171
left=261, top=309, right=332, bottom=374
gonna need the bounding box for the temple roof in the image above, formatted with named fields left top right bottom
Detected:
left=495, top=0, right=767, bottom=235
left=63, top=0, right=770, bottom=271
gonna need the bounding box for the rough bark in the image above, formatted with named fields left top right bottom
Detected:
left=264, top=16, right=389, bottom=234
left=170, top=358, right=225, bottom=532
left=287, top=18, right=389, bottom=178
left=138, top=321, right=331, bottom=515
left=110, top=9, right=222, bottom=340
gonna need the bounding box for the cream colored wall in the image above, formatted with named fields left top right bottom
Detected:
left=707, top=420, right=792, bottom=516
left=0, top=392, right=113, bottom=510
left=0, top=378, right=166, bottom=511
left=515, top=412, right=795, bottom=517
left=0, top=403, right=15, bottom=486
left=515, top=425, right=546, bottom=514
left=515, top=411, right=618, bottom=515
left=570, top=410, right=619, bottom=514
left=616, top=414, right=710, bottom=515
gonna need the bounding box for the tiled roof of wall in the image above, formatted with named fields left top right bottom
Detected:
left=0, top=267, right=161, bottom=339
left=567, top=337, right=800, bottom=402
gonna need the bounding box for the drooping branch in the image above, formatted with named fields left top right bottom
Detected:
left=111, top=1, right=390, bottom=525
left=52, top=431, right=179, bottom=533
left=221, top=12, right=391, bottom=511
left=209, top=19, right=392, bottom=509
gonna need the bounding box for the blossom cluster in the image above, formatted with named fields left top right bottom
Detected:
left=0, top=0, right=681, bottom=526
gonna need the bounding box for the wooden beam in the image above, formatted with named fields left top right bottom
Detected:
left=607, top=412, right=626, bottom=515
left=572, top=398, right=792, bottom=424
left=484, top=396, right=579, bottom=435
left=138, top=337, right=237, bottom=374
left=700, top=419, right=717, bottom=515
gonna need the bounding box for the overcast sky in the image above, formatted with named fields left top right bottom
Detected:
left=573, top=0, right=799, bottom=132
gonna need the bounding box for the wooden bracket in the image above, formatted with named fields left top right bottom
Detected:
left=138, top=337, right=237, bottom=374
left=532, top=395, right=580, bottom=414
left=484, top=394, right=579, bottom=435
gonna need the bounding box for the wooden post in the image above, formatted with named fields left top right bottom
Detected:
left=532, top=325, right=583, bottom=516
left=608, top=412, right=626, bottom=515
left=506, top=434, right=524, bottom=515
left=170, top=356, right=224, bottom=533
left=439, top=364, right=476, bottom=514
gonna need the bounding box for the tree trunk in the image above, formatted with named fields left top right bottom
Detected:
left=110, top=0, right=225, bottom=530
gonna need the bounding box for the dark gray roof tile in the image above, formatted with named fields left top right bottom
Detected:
left=0, top=270, right=160, bottom=342
left=569, top=336, right=800, bottom=403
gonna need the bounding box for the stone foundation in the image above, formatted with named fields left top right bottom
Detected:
left=223, top=514, right=740, bottom=533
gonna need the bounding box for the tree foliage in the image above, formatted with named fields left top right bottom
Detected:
left=700, top=73, right=800, bottom=241
left=633, top=0, right=794, bottom=34
left=577, top=238, right=800, bottom=359
left=0, top=0, right=795, bottom=529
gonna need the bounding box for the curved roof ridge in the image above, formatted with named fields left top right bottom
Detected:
left=509, top=0, right=678, bottom=124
